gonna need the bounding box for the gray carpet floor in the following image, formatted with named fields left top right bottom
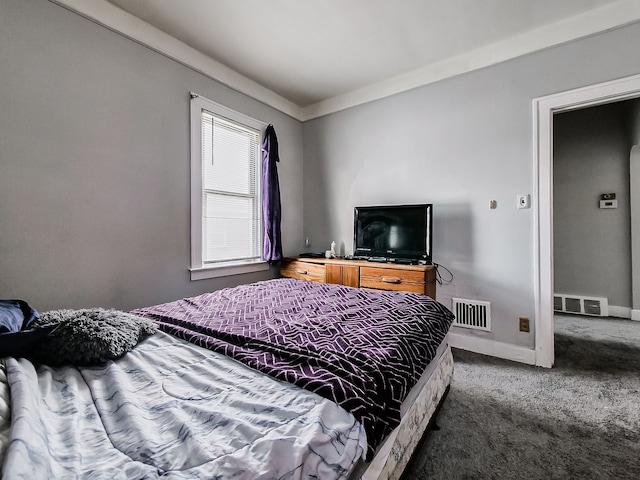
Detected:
left=402, top=315, right=640, bottom=479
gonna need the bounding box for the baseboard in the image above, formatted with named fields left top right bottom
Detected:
left=448, top=332, right=536, bottom=365
left=602, top=305, right=640, bottom=321
left=608, top=305, right=631, bottom=319
left=448, top=308, right=640, bottom=364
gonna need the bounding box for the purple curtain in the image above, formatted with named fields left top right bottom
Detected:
left=262, top=124, right=283, bottom=262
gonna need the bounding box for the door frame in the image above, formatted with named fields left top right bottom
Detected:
left=533, top=73, right=640, bottom=367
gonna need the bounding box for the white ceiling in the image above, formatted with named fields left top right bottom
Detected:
left=55, top=0, right=640, bottom=120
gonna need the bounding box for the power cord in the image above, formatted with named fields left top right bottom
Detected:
left=433, top=262, right=453, bottom=286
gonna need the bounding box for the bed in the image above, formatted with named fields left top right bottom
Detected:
left=0, top=278, right=454, bottom=479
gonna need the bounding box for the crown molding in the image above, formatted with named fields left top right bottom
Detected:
left=50, top=0, right=640, bottom=122
left=48, top=0, right=303, bottom=120
left=300, top=0, right=640, bottom=121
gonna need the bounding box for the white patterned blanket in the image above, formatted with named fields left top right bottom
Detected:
left=1, top=332, right=366, bottom=479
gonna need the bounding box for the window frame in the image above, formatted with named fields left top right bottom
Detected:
left=189, top=93, right=269, bottom=280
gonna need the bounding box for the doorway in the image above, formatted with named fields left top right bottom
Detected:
left=553, top=101, right=636, bottom=317
left=534, top=73, right=640, bottom=368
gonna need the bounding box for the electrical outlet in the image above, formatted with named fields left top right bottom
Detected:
left=517, top=194, right=531, bottom=209
left=519, top=317, right=530, bottom=332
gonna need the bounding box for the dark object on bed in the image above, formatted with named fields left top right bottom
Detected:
left=0, top=325, right=56, bottom=358
left=0, top=299, right=40, bottom=333
left=132, top=277, right=454, bottom=458
left=0, top=299, right=53, bottom=358
left=26, top=308, right=157, bottom=366
left=0, top=302, right=156, bottom=364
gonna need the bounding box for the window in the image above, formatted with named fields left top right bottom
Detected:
left=190, top=93, right=268, bottom=280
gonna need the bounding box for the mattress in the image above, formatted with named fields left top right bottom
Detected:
left=1, top=332, right=367, bottom=479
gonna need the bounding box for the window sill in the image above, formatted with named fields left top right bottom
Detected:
left=190, top=261, right=270, bottom=281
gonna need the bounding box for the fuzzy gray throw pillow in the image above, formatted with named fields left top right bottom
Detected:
left=30, top=308, right=157, bottom=366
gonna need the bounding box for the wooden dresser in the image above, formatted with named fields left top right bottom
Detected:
left=280, top=257, right=436, bottom=299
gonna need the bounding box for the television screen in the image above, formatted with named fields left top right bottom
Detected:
left=353, top=204, right=432, bottom=264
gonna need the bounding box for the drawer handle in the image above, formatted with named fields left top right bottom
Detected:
left=381, top=276, right=401, bottom=284
left=295, top=269, right=308, bottom=275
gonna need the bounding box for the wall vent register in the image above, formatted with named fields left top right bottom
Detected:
left=554, top=294, right=608, bottom=317
left=451, top=298, right=491, bottom=331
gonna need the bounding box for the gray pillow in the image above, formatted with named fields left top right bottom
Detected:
left=30, top=308, right=157, bottom=366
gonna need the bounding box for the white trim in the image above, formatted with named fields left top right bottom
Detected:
left=190, top=94, right=203, bottom=272
left=49, top=0, right=640, bottom=122
left=632, top=309, right=640, bottom=321
left=48, top=0, right=302, bottom=119
left=190, top=93, right=267, bottom=280
left=608, top=305, right=631, bottom=319
left=448, top=332, right=536, bottom=366
left=533, top=73, right=640, bottom=368
left=191, top=92, right=267, bottom=132
left=302, top=1, right=640, bottom=121
left=190, top=261, right=270, bottom=281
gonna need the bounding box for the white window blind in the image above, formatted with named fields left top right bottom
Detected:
left=200, top=111, right=262, bottom=264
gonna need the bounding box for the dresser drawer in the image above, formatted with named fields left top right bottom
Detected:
left=280, top=257, right=436, bottom=298
left=359, top=266, right=426, bottom=294
left=280, top=259, right=326, bottom=283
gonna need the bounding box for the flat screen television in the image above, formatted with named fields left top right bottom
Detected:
left=353, top=204, right=432, bottom=264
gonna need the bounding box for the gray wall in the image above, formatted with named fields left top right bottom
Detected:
left=553, top=102, right=633, bottom=308
left=4, top=1, right=640, bottom=350
left=303, top=22, right=640, bottom=348
left=0, top=0, right=304, bottom=311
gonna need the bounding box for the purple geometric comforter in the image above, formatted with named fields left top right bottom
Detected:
left=131, top=278, right=454, bottom=458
